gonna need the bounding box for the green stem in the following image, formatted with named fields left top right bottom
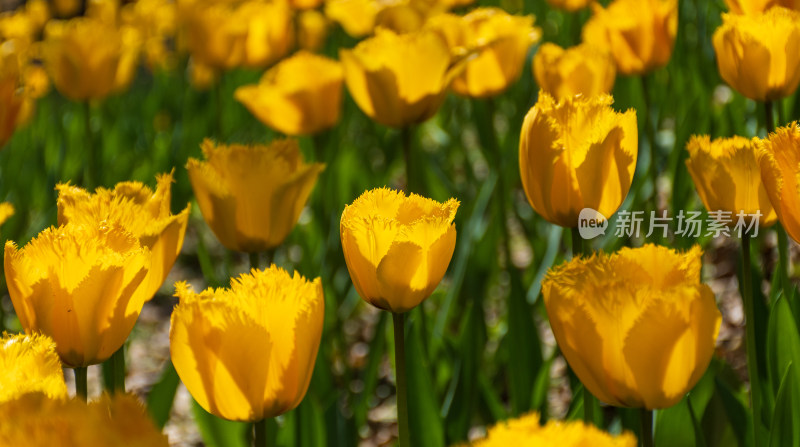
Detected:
left=84, top=101, right=98, bottom=189
left=253, top=419, right=268, bottom=447
left=640, top=408, right=654, bottom=447
left=778, top=225, right=791, bottom=300
left=215, top=78, right=224, bottom=139
left=392, top=312, right=410, bottom=447
left=571, top=227, right=583, bottom=259
left=401, top=126, right=416, bottom=194
left=742, top=234, right=763, bottom=447
left=249, top=252, right=260, bottom=271
left=765, top=100, right=775, bottom=134
left=641, top=75, right=658, bottom=212
left=75, top=366, right=88, bottom=402
left=108, top=346, right=126, bottom=393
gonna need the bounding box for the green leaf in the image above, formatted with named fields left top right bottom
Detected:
left=766, top=296, right=800, bottom=413
left=190, top=399, right=249, bottom=447
left=769, top=363, right=800, bottom=447
left=506, top=267, right=542, bottom=415
left=714, top=377, right=750, bottom=447
left=406, top=310, right=445, bottom=447
left=656, top=397, right=700, bottom=447
left=146, top=360, right=181, bottom=428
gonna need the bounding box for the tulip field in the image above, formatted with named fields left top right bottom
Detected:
left=3, top=0, right=800, bottom=446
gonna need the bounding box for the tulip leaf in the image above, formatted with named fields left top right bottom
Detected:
left=354, top=311, right=388, bottom=430
left=655, top=398, right=700, bottom=447
left=714, top=377, right=751, bottom=447
left=405, top=310, right=445, bottom=447
left=766, top=296, right=800, bottom=429
left=507, top=267, right=542, bottom=415
left=769, top=362, right=800, bottom=447
left=146, top=360, right=181, bottom=428
left=190, top=399, right=249, bottom=447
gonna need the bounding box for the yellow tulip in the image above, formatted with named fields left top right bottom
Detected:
left=324, top=0, right=379, bottom=38
left=52, top=0, right=82, bottom=18
left=121, top=0, right=178, bottom=70
left=686, top=135, right=776, bottom=228
left=0, top=202, right=13, bottom=228
left=187, top=139, right=325, bottom=252
left=519, top=92, right=637, bottom=228
left=297, top=10, right=329, bottom=52
left=170, top=266, right=324, bottom=422
left=341, top=28, right=460, bottom=128
left=713, top=7, right=800, bottom=101
left=725, top=0, right=800, bottom=14
left=546, top=0, right=594, bottom=12
left=470, top=412, right=636, bottom=447
left=290, top=0, right=323, bottom=10
left=188, top=58, right=217, bottom=90
left=582, top=0, right=677, bottom=75
left=42, top=17, right=140, bottom=101
left=4, top=223, right=151, bottom=368
left=235, top=51, right=344, bottom=136
left=428, top=8, right=540, bottom=99
left=533, top=42, right=616, bottom=99
left=340, top=187, right=459, bottom=313
left=757, top=122, right=800, bottom=243
left=375, top=3, right=426, bottom=34
left=178, top=0, right=293, bottom=70
left=0, top=393, right=168, bottom=446
left=0, top=45, right=25, bottom=148
left=0, top=332, right=67, bottom=403
left=55, top=172, right=190, bottom=302
left=543, top=244, right=721, bottom=409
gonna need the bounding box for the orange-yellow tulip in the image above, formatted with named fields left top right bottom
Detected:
left=543, top=244, right=721, bottom=409
left=519, top=92, right=637, bottom=228
left=0, top=332, right=67, bottom=403
left=546, top=0, right=593, bottom=12
left=582, top=0, right=678, bottom=75
left=686, top=135, right=776, bottom=228
left=340, top=28, right=461, bottom=128
left=340, top=187, right=459, bottom=313
left=235, top=51, right=343, bottom=136
left=471, top=412, right=636, bottom=447
left=55, top=172, right=190, bottom=302
left=4, top=223, right=151, bottom=367
left=187, top=139, right=324, bottom=252
left=170, top=266, right=324, bottom=421
left=533, top=42, right=616, bottom=99
left=713, top=7, right=800, bottom=101
left=725, top=0, right=800, bottom=14
left=757, top=122, right=800, bottom=243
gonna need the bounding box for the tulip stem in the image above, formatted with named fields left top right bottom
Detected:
left=571, top=227, right=583, bottom=258
left=640, top=408, right=654, bottom=447
left=106, top=346, right=126, bottom=394
left=253, top=419, right=268, bottom=447
left=401, top=126, right=417, bottom=194
left=764, top=100, right=775, bottom=134
left=249, top=252, right=260, bottom=271
left=392, top=312, right=411, bottom=447
left=777, top=225, right=792, bottom=300
left=84, top=101, right=99, bottom=189
left=742, top=233, right=763, bottom=447
left=641, top=75, right=658, bottom=212
left=75, top=366, right=88, bottom=402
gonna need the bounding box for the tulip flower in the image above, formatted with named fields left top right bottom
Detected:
left=290, top=0, right=323, bottom=10
left=4, top=223, right=151, bottom=368
left=725, top=0, right=800, bottom=14
left=235, top=51, right=344, bottom=136
left=546, top=0, right=594, bottom=12
left=582, top=0, right=678, bottom=75
left=170, top=265, right=324, bottom=422
left=686, top=135, right=776, bottom=228
left=340, top=187, right=459, bottom=313
left=427, top=8, right=540, bottom=99
left=120, top=0, right=179, bottom=71
left=0, top=46, right=26, bottom=148
left=340, top=28, right=460, bottom=128
left=758, top=122, right=800, bottom=243
left=0, top=202, right=13, bottom=229
left=55, top=171, right=190, bottom=302
left=178, top=0, right=293, bottom=70
left=471, top=412, right=636, bottom=447
left=0, top=393, right=168, bottom=446
left=0, top=333, right=68, bottom=403
left=519, top=92, right=637, bottom=228
left=187, top=139, right=325, bottom=253
left=297, top=10, right=329, bottom=52
left=713, top=7, right=800, bottom=101
left=41, top=17, right=140, bottom=101
left=533, top=42, right=616, bottom=99
left=542, top=244, right=722, bottom=409
left=324, top=0, right=379, bottom=38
